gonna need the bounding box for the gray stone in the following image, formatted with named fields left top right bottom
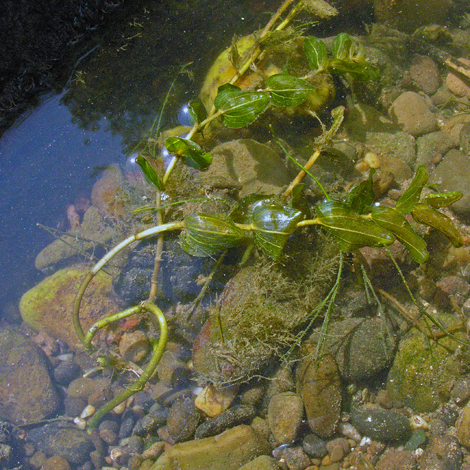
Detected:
left=150, top=425, right=271, bottom=470
left=27, top=423, right=94, bottom=465
left=365, top=131, right=416, bottom=165
left=268, top=392, right=304, bottom=445
left=195, top=404, right=256, bottom=439
left=389, top=91, right=438, bottom=137
left=415, top=131, right=456, bottom=169
left=350, top=406, right=412, bottom=443
left=302, top=433, right=327, bottom=458
left=200, top=139, right=294, bottom=198
left=309, top=317, right=396, bottom=382
left=0, top=327, right=61, bottom=425
left=429, top=149, right=470, bottom=220
left=418, top=436, right=462, bottom=470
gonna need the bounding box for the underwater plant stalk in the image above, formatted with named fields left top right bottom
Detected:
left=85, top=301, right=168, bottom=431
left=73, top=221, right=185, bottom=344
left=148, top=190, right=165, bottom=302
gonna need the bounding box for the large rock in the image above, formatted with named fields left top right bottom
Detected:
left=0, top=327, right=61, bottom=425
left=296, top=351, right=341, bottom=439
left=150, top=425, right=271, bottom=470
left=200, top=139, right=294, bottom=198
left=387, top=314, right=470, bottom=412
left=389, top=92, right=437, bottom=137
left=20, top=264, right=120, bottom=348
left=429, top=149, right=470, bottom=221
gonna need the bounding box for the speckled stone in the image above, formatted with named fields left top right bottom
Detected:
left=268, top=392, right=304, bottom=445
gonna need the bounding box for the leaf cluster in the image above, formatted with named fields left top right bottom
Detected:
left=314, top=166, right=463, bottom=262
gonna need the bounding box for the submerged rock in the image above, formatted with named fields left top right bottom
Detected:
left=296, top=350, right=341, bottom=439
left=0, top=327, right=61, bottom=425
left=150, top=425, right=270, bottom=470
left=19, top=264, right=120, bottom=348
left=387, top=314, right=470, bottom=412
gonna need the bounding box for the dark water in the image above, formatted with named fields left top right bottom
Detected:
left=0, top=0, right=287, bottom=311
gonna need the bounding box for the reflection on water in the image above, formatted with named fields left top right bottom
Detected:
left=0, top=0, right=273, bottom=311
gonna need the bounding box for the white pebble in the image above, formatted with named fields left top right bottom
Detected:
left=80, top=404, right=96, bottom=419
left=73, top=417, right=86, bottom=430
left=410, top=415, right=429, bottom=430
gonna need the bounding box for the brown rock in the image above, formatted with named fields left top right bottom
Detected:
left=410, top=56, right=440, bottom=95
left=446, top=58, right=470, bottom=99
left=119, top=330, right=150, bottom=363
left=40, top=455, right=71, bottom=470
left=268, top=392, right=304, bottom=445
left=91, top=166, right=126, bottom=217
left=377, top=449, right=417, bottom=470
left=389, top=92, right=437, bottom=137
left=151, top=425, right=271, bottom=470
left=457, top=406, right=470, bottom=447
left=296, top=352, right=341, bottom=438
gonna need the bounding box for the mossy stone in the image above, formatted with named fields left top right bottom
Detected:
left=387, top=314, right=470, bottom=412
left=20, top=264, right=120, bottom=349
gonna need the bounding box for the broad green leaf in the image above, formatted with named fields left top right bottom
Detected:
left=343, top=169, right=375, bottom=214
left=423, top=191, right=463, bottom=208
left=181, top=214, right=246, bottom=257
left=412, top=203, right=464, bottom=247
left=214, top=85, right=271, bottom=128
left=266, top=73, right=315, bottom=107
left=332, top=33, right=354, bottom=60
left=188, top=100, right=207, bottom=126
left=395, top=165, right=429, bottom=215
left=315, top=200, right=394, bottom=252
left=165, top=136, right=212, bottom=170
left=213, top=83, right=243, bottom=109
left=328, top=58, right=380, bottom=81
left=371, top=205, right=429, bottom=263
left=135, top=155, right=163, bottom=190
left=251, top=199, right=304, bottom=260
left=303, top=36, right=329, bottom=72
left=230, top=194, right=270, bottom=225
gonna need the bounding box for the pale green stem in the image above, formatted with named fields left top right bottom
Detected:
left=86, top=301, right=168, bottom=431
left=73, top=221, right=185, bottom=345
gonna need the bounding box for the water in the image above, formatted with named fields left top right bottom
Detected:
left=0, top=0, right=277, bottom=312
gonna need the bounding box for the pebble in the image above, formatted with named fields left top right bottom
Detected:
left=376, top=449, right=417, bottom=470
left=326, top=438, right=350, bottom=463
left=389, top=91, right=438, bottom=137
left=157, top=350, right=190, bottom=387
left=53, top=359, right=81, bottom=386
left=162, top=395, right=200, bottom=443
left=238, top=455, right=281, bottom=469
left=457, top=405, right=470, bottom=447
left=40, top=455, right=71, bottom=470
left=302, top=433, right=327, bottom=459
left=268, top=392, right=304, bottom=445
left=415, top=131, right=456, bottom=169
left=281, top=446, right=311, bottom=470
left=419, top=435, right=462, bottom=470
left=446, top=58, right=470, bottom=98
left=350, top=406, right=412, bottom=443
left=118, top=331, right=150, bottom=363
left=194, top=384, right=239, bottom=417
left=429, top=149, right=470, bottom=221
left=195, top=404, right=256, bottom=439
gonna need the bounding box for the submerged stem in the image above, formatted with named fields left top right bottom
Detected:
left=86, top=301, right=168, bottom=431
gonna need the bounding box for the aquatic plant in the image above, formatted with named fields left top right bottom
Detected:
left=72, top=0, right=466, bottom=431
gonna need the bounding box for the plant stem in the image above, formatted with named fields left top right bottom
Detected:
left=86, top=301, right=168, bottom=431
left=73, top=221, right=185, bottom=345
left=149, top=191, right=165, bottom=302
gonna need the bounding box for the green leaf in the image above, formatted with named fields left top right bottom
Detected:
left=423, top=191, right=463, bottom=208
left=188, top=100, right=207, bottom=126
left=251, top=199, right=304, bottom=260
left=315, top=200, right=395, bottom=252
left=181, top=214, right=246, bottom=257
left=343, top=169, right=375, bottom=214
left=213, top=83, right=243, bottom=109
left=230, top=194, right=270, bottom=225
left=412, top=203, right=464, bottom=247
left=164, top=136, right=212, bottom=170
left=135, top=155, right=163, bottom=190
left=222, top=91, right=271, bottom=128
left=395, top=165, right=429, bottom=215
left=332, top=33, right=354, bottom=60
left=371, top=205, right=429, bottom=263
left=328, top=57, right=380, bottom=81
left=266, top=73, right=315, bottom=107
left=303, top=36, right=329, bottom=72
